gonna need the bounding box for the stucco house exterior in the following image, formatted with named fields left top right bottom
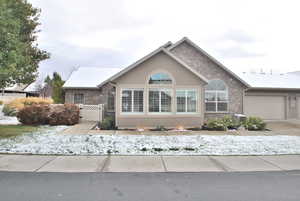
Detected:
left=63, top=37, right=300, bottom=128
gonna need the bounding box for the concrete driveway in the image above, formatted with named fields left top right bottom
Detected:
left=1, top=154, right=300, bottom=172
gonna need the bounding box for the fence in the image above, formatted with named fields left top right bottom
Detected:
left=79, top=104, right=104, bottom=122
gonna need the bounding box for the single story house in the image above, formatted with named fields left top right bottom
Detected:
left=63, top=37, right=300, bottom=128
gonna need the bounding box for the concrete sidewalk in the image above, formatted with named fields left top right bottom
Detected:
left=1, top=154, right=300, bottom=172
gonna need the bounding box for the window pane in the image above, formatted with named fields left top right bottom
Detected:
left=206, top=102, right=216, bottom=112
left=205, top=92, right=216, bottom=101
left=133, top=90, right=143, bottom=112
left=149, top=73, right=172, bottom=84
left=107, top=92, right=115, bottom=111
left=149, top=90, right=159, bottom=112
left=122, top=90, right=132, bottom=112
left=217, top=102, right=228, bottom=111
left=161, top=90, right=171, bottom=112
left=217, top=92, right=228, bottom=101
left=187, top=90, right=197, bottom=112
left=176, top=90, right=186, bottom=112
left=205, top=80, right=226, bottom=90
left=74, top=94, right=84, bottom=104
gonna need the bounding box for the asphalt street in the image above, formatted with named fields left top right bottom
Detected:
left=0, top=171, right=300, bottom=201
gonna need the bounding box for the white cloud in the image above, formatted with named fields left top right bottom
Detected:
left=29, top=0, right=300, bottom=79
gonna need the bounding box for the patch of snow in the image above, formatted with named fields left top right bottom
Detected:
left=1, top=126, right=300, bottom=155
left=0, top=105, right=20, bottom=125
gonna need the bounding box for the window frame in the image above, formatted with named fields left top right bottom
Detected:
left=120, top=88, right=144, bottom=114
left=205, top=80, right=229, bottom=113
left=148, top=72, right=173, bottom=85
left=176, top=89, right=198, bottom=114
left=148, top=88, right=172, bottom=114
left=74, top=93, right=84, bottom=104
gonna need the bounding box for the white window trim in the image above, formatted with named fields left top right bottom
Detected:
left=148, top=88, right=172, bottom=114
left=120, top=88, right=144, bottom=114
left=205, top=90, right=229, bottom=112
left=176, top=89, right=198, bottom=114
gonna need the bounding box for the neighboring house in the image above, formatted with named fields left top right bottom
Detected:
left=63, top=37, right=300, bottom=128
left=0, top=83, right=38, bottom=103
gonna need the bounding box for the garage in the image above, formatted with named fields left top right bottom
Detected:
left=244, top=95, right=286, bottom=120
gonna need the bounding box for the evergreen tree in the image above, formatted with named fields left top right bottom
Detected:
left=0, top=0, right=49, bottom=91
left=51, top=72, right=65, bottom=103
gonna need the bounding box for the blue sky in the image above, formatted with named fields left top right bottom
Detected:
left=29, top=0, right=300, bottom=81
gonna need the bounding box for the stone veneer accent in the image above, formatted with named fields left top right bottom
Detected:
left=170, top=42, right=247, bottom=119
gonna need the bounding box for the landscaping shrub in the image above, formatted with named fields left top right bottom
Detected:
left=48, top=104, right=80, bottom=125
left=204, top=116, right=242, bottom=131
left=2, top=104, right=17, bottom=116
left=100, top=116, right=115, bottom=130
left=243, top=117, right=266, bottom=131
left=17, top=104, right=50, bottom=125
left=17, top=104, right=79, bottom=126
left=7, top=97, right=53, bottom=111
left=151, top=125, right=168, bottom=131
left=206, top=119, right=227, bottom=131
left=222, top=115, right=241, bottom=129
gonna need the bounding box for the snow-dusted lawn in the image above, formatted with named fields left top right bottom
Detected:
left=1, top=126, right=300, bottom=155
left=0, top=105, right=20, bottom=125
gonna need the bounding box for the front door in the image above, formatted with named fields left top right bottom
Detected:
left=288, top=95, right=298, bottom=119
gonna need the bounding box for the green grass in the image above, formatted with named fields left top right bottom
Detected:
left=0, top=125, right=38, bottom=139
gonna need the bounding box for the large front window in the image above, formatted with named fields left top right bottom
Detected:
left=121, top=89, right=144, bottom=113
left=205, top=80, right=228, bottom=112
left=149, top=89, right=172, bottom=113
left=176, top=90, right=197, bottom=113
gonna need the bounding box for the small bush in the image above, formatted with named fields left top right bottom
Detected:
left=8, top=97, right=53, bottom=111
left=222, top=115, right=241, bottom=129
left=17, top=104, right=79, bottom=126
left=243, top=117, right=266, bottom=131
left=17, top=104, right=50, bottom=125
left=152, top=125, right=168, bottom=131
left=0, top=100, right=3, bottom=105
left=48, top=104, right=80, bottom=125
left=204, top=116, right=242, bottom=131
left=206, top=119, right=227, bottom=131
left=2, top=104, right=17, bottom=117
left=100, top=116, right=115, bottom=130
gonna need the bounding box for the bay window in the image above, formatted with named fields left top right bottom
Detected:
left=121, top=89, right=144, bottom=113
left=176, top=90, right=197, bottom=113
left=149, top=89, right=172, bottom=113
left=205, top=80, right=228, bottom=112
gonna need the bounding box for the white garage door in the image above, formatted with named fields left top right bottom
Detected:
left=244, top=96, right=285, bottom=120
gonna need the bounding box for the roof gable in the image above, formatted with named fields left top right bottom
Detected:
left=98, top=45, right=208, bottom=87
left=168, top=37, right=250, bottom=87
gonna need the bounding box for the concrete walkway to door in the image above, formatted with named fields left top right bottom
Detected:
left=60, top=121, right=97, bottom=135
left=1, top=154, right=300, bottom=173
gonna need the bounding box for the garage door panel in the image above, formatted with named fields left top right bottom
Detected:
left=245, top=96, right=285, bottom=120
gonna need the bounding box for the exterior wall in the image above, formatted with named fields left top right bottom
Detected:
left=115, top=51, right=206, bottom=128
left=64, top=84, right=115, bottom=116
left=65, top=89, right=102, bottom=105
left=170, top=42, right=247, bottom=120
